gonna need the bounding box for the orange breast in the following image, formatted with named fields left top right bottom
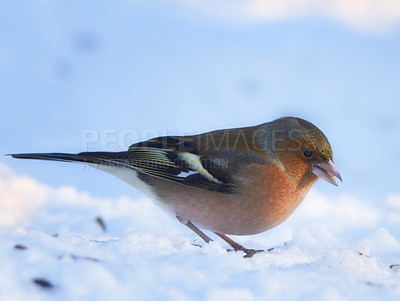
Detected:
left=236, top=162, right=318, bottom=232
left=151, top=162, right=318, bottom=236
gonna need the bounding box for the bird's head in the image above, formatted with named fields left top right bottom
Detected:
left=267, top=117, right=342, bottom=186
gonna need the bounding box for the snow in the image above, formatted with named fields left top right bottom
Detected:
left=1, top=162, right=400, bottom=300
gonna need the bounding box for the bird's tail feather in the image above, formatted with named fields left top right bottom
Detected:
left=9, top=152, right=130, bottom=167
left=9, top=152, right=151, bottom=191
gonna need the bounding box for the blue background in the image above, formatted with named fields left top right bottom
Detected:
left=1, top=0, right=399, bottom=203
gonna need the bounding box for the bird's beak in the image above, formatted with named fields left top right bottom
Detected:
left=312, top=160, right=342, bottom=186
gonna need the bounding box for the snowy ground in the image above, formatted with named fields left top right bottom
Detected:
left=1, top=162, right=400, bottom=301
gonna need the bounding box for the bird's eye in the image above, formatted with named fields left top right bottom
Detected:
left=303, top=148, right=312, bottom=158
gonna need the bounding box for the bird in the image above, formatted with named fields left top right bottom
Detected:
left=10, top=117, right=341, bottom=257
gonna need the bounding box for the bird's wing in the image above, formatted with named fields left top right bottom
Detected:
left=122, top=134, right=268, bottom=193
left=11, top=131, right=269, bottom=194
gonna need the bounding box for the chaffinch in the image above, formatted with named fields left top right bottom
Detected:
left=11, top=117, right=341, bottom=257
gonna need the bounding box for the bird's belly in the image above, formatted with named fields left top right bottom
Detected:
left=113, top=166, right=315, bottom=236
left=152, top=181, right=312, bottom=236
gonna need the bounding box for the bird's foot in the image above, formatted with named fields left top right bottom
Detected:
left=192, top=238, right=274, bottom=257
left=191, top=240, right=203, bottom=249
left=227, top=247, right=274, bottom=258
left=242, top=248, right=264, bottom=258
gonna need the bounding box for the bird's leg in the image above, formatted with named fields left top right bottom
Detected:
left=215, top=233, right=264, bottom=258
left=177, top=217, right=213, bottom=243
left=214, top=233, right=244, bottom=251
left=177, top=217, right=263, bottom=258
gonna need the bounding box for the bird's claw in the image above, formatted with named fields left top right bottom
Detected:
left=192, top=238, right=274, bottom=258
left=227, top=247, right=274, bottom=258
left=242, top=248, right=268, bottom=258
